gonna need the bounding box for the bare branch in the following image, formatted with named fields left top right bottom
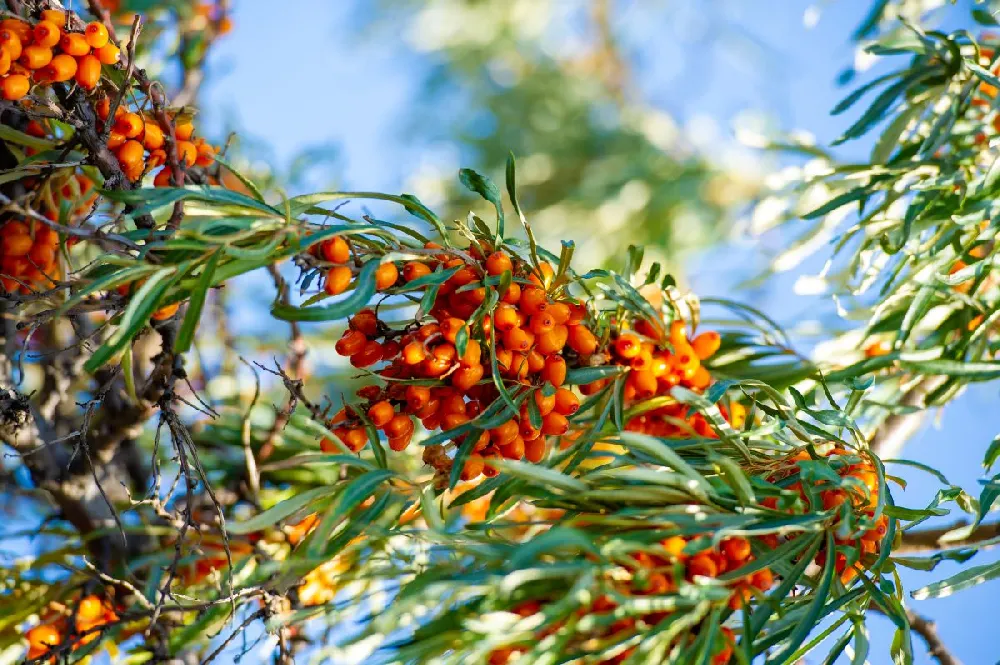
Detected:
left=907, top=610, right=962, bottom=665
left=896, top=519, right=1000, bottom=554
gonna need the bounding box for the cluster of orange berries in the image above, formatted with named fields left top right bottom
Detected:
left=24, top=594, right=118, bottom=660
left=613, top=319, right=733, bottom=438
left=765, top=447, right=889, bottom=584
left=487, top=534, right=772, bottom=665
left=1, top=219, right=61, bottom=294
left=323, top=239, right=601, bottom=477
left=96, top=97, right=216, bottom=182
left=0, top=11, right=119, bottom=101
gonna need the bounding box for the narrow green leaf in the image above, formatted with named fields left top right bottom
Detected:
left=174, top=250, right=220, bottom=353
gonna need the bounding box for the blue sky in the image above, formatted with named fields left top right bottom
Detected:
left=193, top=2, right=1000, bottom=663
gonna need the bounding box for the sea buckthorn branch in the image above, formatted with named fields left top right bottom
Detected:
left=748, top=25, right=1000, bottom=464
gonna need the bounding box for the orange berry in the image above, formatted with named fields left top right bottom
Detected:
left=325, top=265, right=352, bottom=295
left=504, top=326, right=533, bottom=352
left=721, top=537, right=751, bottom=563
left=402, top=261, right=431, bottom=282
left=0, top=30, right=22, bottom=62
left=59, top=32, right=90, bottom=56
left=460, top=339, right=482, bottom=366
left=451, top=363, right=484, bottom=391
left=493, top=302, right=519, bottom=331
left=534, top=390, right=556, bottom=416
left=541, top=411, right=569, bottom=436
left=40, top=10, right=66, bottom=26
left=368, top=400, right=395, bottom=428
left=387, top=431, right=412, bottom=451
left=500, top=436, right=525, bottom=460
left=750, top=568, right=774, bottom=591
left=553, top=388, right=580, bottom=416
left=524, top=437, right=546, bottom=463
left=0, top=72, right=28, bottom=100
left=152, top=302, right=180, bottom=320
left=529, top=312, right=555, bottom=335
left=490, top=419, right=519, bottom=446
left=351, top=309, right=379, bottom=336
left=440, top=317, right=465, bottom=343
left=33, top=21, right=61, bottom=48
left=535, top=324, right=568, bottom=355
left=77, top=595, right=105, bottom=624
left=28, top=243, right=55, bottom=268
left=529, top=261, right=555, bottom=288
left=405, top=385, right=431, bottom=411
left=39, top=52, right=75, bottom=81
left=2, top=232, right=32, bottom=257
left=96, top=42, right=120, bottom=65
left=335, top=329, right=367, bottom=356
left=320, top=236, right=351, bottom=263
left=383, top=413, right=414, bottom=439
left=519, top=286, right=548, bottom=315
left=686, top=553, right=718, bottom=579
left=542, top=355, right=566, bottom=387
left=95, top=96, right=112, bottom=120
left=115, top=112, right=144, bottom=138
left=375, top=262, right=399, bottom=290
left=567, top=325, right=598, bottom=355
left=106, top=130, right=126, bottom=149
left=485, top=250, right=513, bottom=276
left=350, top=340, right=383, bottom=368
left=174, top=121, right=195, bottom=141
left=195, top=141, right=215, bottom=166
left=402, top=341, right=427, bottom=365
left=116, top=139, right=144, bottom=165
left=177, top=140, right=198, bottom=167
left=20, top=45, right=53, bottom=70
left=84, top=22, right=110, bottom=49
left=0, top=19, right=30, bottom=44
left=26, top=624, right=60, bottom=655
left=74, top=53, right=101, bottom=89
left=343, top=427, right=368, bottom=452
left=615, top=332, right=642, bottom=359
left=461, top=454, right=485, bottom=480
left=691, top=331, right=721, bottom=360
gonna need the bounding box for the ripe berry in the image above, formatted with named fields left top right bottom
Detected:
left=321, top=236, right=350, bottom=263
left=350, top=309, right=379, bottom=336
left=375, top=262, right=398, bottom=290
left=536, top=325, right=568, bottom=355
left=541, top=412, right=569, bottom=436
left=59, top=32, right=90, bottom=56
left=96, top=42, right=120, bottom=64
left=541, top=355, right=566, bottom=386
left=519, top=287, right=548, bottom=315
left=84, top=22, right=110, bottom=49
left=384, top=414, right=414, bottom=439
left=451, top=363, right=483, bottom=391
left=553, top=388, right=579, bottom=415
left=460, top=454, right=485, bottom=480
left=400, top=261, right=428, bottom=283
left=325, top=266, right=352, bottom=295
left=503, top=326, right=532, bottom=352
left=20, top=45, right=53, bottom=70
left=691, top=331, right=721, bottom=360
left=615, top=332, right=641, bottom=359
left=351, top=340, right=383, bottom=368
left=368, top=400, right=395, bottom=428
left=524, top=437, right=546, bottom=463
left=566, top=325, right=598, bottom=355
left=33, top=21, right=61, bottom=48
left=485, top=250, right=512, bottom=276
left=74, top=53, right=101, bottom=89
